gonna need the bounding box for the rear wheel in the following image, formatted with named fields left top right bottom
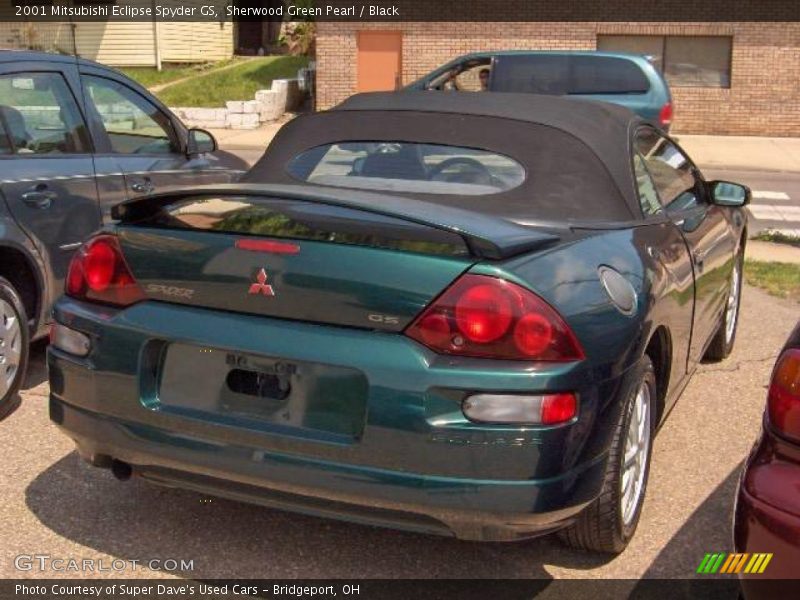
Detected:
left=0, top=277, right=28, bottom=420
left=559, top=355, right=655, bottom=554
left=705, top=251, right=743, bottom=361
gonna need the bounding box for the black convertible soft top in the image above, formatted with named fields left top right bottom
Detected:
left=244, top=92, right=646, bottom=224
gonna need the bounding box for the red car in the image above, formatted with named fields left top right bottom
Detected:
left=735, top=321, right=800, bottom=596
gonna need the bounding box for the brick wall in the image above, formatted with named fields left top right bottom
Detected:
left=316, top=21, right=800, bottom=136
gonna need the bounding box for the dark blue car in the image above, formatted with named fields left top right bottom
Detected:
left=0, top=51, right=247, bottom=415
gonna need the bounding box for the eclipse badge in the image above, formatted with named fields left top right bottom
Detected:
left=248, top=268, right=275, bottom=296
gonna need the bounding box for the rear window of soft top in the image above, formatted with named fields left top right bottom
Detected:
left=287, top=142, right=526, bottom=196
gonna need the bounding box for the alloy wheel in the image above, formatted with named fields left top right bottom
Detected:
left=725, top=260, right=741, bottom=346
left=620, top=380, right=651, bottom=527
left=0, top=298, right=22, bottom=398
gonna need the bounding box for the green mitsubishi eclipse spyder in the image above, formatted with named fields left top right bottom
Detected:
left=47, top=93, right=749, bottom=553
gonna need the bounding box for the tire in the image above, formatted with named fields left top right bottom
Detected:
left=0, top=276, right=28, bottom=420
left=704, top=251, right=743, bottom=362
left=559, top=355, right=656, bottom=554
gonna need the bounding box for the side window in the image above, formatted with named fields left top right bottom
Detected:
left=633, top=154, right=661, bottom=216
left=429, top=60, right=491, bottom=91
left=571, top=56, right=650, bottom=94
left=453, top=62, right=492, bottom=92
left=635, top=129, right=701, bottom=213
left=492, top=55, right=570, bottom=94
left=83, top=75, right=178, bottom=155
left=0, top=72, right=89, bottom=155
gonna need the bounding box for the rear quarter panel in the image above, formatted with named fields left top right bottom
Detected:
left=482, top=223, right=694, bottom=421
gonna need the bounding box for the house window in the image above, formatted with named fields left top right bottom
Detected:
left=598, top=35, right=732, bottom=88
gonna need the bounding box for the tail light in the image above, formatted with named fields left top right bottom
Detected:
left=405, top=274, right=584, bottom=361
left=66, top=235, right=145, bottom=307
left=767, top=348, right=800, bottom=442
left=659, top=102, right=673, bottom=128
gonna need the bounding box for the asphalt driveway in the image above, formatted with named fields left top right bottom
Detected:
left=0, top=284, right=795, bottom=581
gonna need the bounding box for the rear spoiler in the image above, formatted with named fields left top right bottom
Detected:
left=111, top=183, right=560, bottom=260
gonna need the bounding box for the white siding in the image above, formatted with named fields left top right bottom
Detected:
left=0, top=0, right=234, bottom=67
left=71, top=21, right=157, bottom=67
left=160, top=21, right=234, bottom=63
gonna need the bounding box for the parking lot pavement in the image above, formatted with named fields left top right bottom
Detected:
left=0, top=285, right=795, bottom=580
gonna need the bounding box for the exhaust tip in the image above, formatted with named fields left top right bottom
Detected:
left=110, top=459, right=133, bottom=481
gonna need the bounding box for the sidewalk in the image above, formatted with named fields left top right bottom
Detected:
left=676, top=135, right=800, bottom=172
left=746, top=240, right=800, bottom=264
left=208, top=119, right=287, bottom=150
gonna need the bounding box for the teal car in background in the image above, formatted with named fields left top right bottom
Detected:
left=47, top=93, right=748, bottom=554
left=405, top=51, right=674, bottom=131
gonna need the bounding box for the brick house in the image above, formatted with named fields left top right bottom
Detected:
left=316, top=22, right=800, bottom=136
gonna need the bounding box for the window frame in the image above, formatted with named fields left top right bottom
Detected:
left=597, top=34, right=733, bottom=89
left=80, top=73, right=181, bottom=156
left=632, top=152, right=663, bottom=218
left=0, top=70, right=93, bottom=159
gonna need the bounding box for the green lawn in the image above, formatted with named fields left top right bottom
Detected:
left=118, top=60, right=239, bottom=89
left=753, top=230, right=800, bottom=248
left=154, top=56, right=309, bottom=107
left=745, top=260, right=800, bottom=300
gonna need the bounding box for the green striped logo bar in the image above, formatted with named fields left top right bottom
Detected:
left=697, top=552, right=774, bottom=575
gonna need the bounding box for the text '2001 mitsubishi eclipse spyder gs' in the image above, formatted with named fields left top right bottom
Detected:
left=48, top=93, right=749, bottom=553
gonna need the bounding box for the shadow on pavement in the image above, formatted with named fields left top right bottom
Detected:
left=22, top=339, right=49, bottom=392
left=24, top=451, right=613, bottom=579
left=1, top=340, right=48, bottom=421
left=629, top=465, right=744, bottom=598
left=640, top=465, right=741, bottom=577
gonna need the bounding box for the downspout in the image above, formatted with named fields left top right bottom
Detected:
left=152, top=0, right=162, bottom=70
left=68, top=15, right=78, bottom=56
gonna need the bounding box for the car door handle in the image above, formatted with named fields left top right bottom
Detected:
left=21, top=184, right=57, bottom=209
left=130, top=178, right=155, bottom=194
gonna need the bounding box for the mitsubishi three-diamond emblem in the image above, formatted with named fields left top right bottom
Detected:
left=248, top=268, right=275, bottom=296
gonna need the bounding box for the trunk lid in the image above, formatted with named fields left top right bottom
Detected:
left=119, top=227, right=471, bottom=332
left=114, top=185, right=560, bottom=332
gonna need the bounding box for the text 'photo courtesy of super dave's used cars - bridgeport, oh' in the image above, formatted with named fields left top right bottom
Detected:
left=43, top=91, right=753, bottom=554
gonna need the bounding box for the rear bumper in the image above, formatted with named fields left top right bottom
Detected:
left=48, top=297, right=628, bottom=541
left=51, top=397, right=605, bottom=541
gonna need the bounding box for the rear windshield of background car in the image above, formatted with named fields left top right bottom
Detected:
left=287, top=142, right=526, bottom=196
left=491, top=55, right=651, bottom=95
